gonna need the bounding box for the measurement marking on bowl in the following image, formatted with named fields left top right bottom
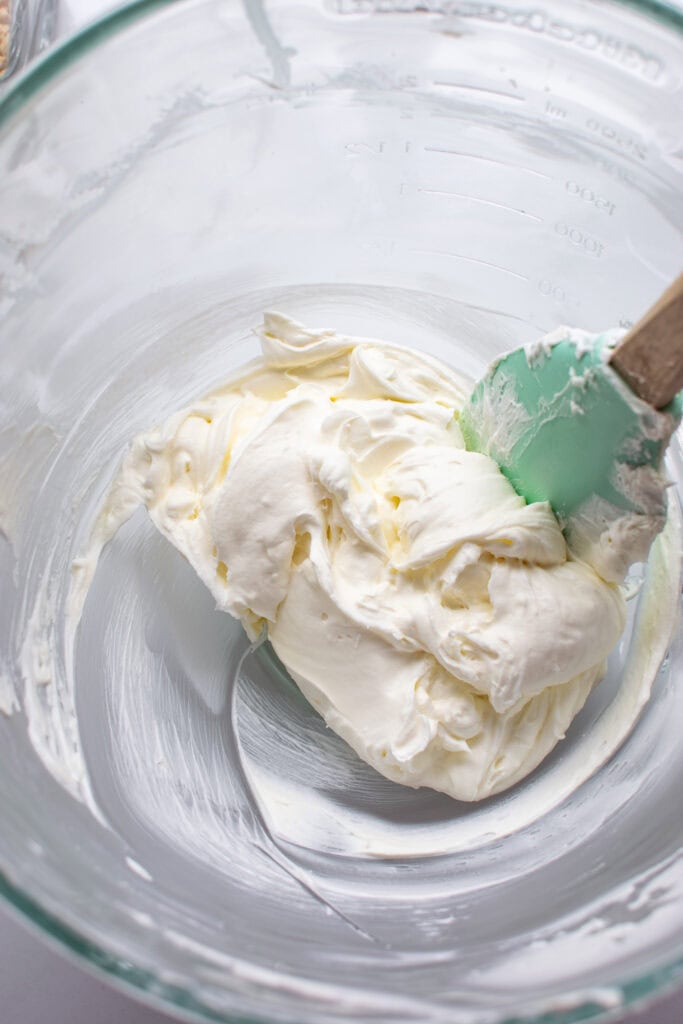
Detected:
left=417, top=187, right=543, bottom=222
left=538, top=279, right=581, bottom=309
left=423, top=146, right=553, bottom=180
left=409, top=248, right=530, bottom=282
left=545, top=99, right=568, bottom=120
left=432, top=81, right=524, bottom=103
left=554, top=221, right=605, bottom=258
left=565, top=180, right=616, bottom=217
left=585, top=116, right=648, bottom=161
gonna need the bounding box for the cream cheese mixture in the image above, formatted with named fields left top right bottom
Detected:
left=70, top=314, right=640, bottom=801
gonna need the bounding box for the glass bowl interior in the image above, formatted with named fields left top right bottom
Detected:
left=0, top=1, right=682, bottom=1022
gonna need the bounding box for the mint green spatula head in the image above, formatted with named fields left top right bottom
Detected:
left=461, top=276, right=683, bottom=582
left=460, top=331, right=681, bottom=524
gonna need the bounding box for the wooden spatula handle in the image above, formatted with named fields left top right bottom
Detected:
left=609, top=273, right=683, bottom=409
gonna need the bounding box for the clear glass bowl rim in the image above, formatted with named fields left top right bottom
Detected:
left=1, top=0, right=683, bottom=1021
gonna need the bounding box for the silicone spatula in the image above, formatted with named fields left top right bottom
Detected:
left=460, top=274, right=683, bottom=580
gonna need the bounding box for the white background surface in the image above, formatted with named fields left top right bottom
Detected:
left=2, top=0, right=683, bottom=1022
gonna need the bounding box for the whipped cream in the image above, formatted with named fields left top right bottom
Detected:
left=74, top=314, right=628, bottom=801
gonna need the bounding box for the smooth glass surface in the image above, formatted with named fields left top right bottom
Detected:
left=0, top=1, right=682, bottom=1022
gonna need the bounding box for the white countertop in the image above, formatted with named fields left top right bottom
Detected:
left=2, top=2, right=682, bottom=1022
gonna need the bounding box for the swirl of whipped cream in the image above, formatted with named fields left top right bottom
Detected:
left=78, top=314, right=626, bottom=801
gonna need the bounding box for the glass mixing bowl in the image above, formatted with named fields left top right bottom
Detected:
left=1, top=0, right=682, bottom=1021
